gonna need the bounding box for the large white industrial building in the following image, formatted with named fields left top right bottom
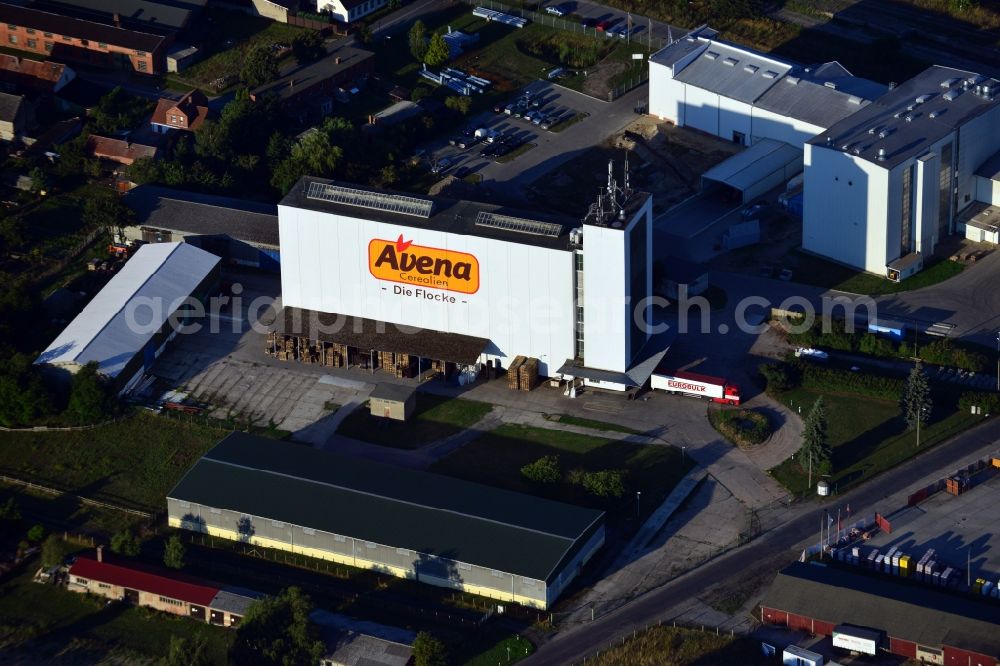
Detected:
left=649, top=26, right=1000, bottom=280
left=804, top=66, right=1000, bottom=278
left=277, top=174, right=664, bottom=390
left=648, top=26, right=886, bottom=148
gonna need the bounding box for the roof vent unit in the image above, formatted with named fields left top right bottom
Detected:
left=868, top=126, right=878, bottom=135
left=906, top=104, right=915, bottom=111
left=893, top=111, right=902, bottom=118
left=704, top=51, right=720, bottom=60
left=877, top=147, right=887, bottom=161
left=723, top=57, right=738, bottom=67
left=569, top=228, right=583, bottom=245
left=824, top=81, right=838, bottom=89
left=943, top=89, right=959, bottom=101
left=786, top=76, right=800, bottom=85
left=878, top=128, right=892, bottom=139
left=940, top=77, right=959, bottom=88
left=852, top=146, right=862, bottom=155
left=762, top=70, right=779, bottom=79
left=982, top=84, right=993, bottom=98
left=904, top=114, right=914, bottom=122
left=848, top=96, right=863, bottom=104
left=825, top=136, right=833, bottom=146
left=744, top=64, right=759, bottom=74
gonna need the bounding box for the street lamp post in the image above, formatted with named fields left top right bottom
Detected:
left=635, top=491, right=641, bottom=523
left=681, top=446, right=686, bottom=464
left=995, top=332, right=999, bottom=391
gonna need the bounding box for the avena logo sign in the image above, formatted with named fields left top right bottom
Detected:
left=368, top=235, right=480, bottom=294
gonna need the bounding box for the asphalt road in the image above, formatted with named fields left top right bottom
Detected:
left=525, top=417, right=1000, bottom=665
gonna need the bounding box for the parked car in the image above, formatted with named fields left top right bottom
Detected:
left=493, top=102, right=507, bottom=114
left=431, top=157, right=454, bottom=174
left=581, top=17, right=596, bottom=27
left=454, top=166, right=472, bottom=178
left=456, top=136, right=480, bottom=149
left=504, top=103, right=516, bottom=115
left=480, top=144, right=498, bottom=157
left=545, top=4, right=566, bottom=16
left=596, top=20, right=611, bottom=32
left=532, top=112, right=546, bottom=125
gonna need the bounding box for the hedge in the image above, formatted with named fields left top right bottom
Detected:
left=710, top=408, right=771, bottom=447
left=800, top=365, right=905, bottom=401
left=788, top=319, right=990, bottom=372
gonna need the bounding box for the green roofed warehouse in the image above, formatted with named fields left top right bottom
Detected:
left=167, top=433, right=606, bottom=609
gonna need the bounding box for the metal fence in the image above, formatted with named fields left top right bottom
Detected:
left=0, top=472, right=157, bottom=518
left=460, top=0, right=669, bottom=50
left=577, top=617, right=751, bottom=665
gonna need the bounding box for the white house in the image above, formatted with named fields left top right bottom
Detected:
left=317, top=0, right=387, bottom=23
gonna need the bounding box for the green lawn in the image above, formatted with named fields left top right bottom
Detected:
left=543, top=414, right=640, bottom=435
left=336, top=394, right=492, bottom=449
left=173, top=8, right=308, bottom=88
left=22, top=183, right=108, bottom=259
left=794, top=252, right=964, bottom=295
left=461, top=633, right=535, bottom=665
left=0, top=563, right=231, bottom=662
left=549, top=112, right=587, bottom=133
left=769, top=388, right=982, bottom=495
left=495, top=142, right=536, bottom=164
left=429, top=424, right=693, bottom=528
left=0, top=411, right=226, bottom=510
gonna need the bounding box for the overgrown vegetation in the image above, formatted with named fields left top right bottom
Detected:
left=518, top=32, right=613, bottom=68
left=588, top=625, right=771, bottom=666
left=709, top=408, right=771, bottom=447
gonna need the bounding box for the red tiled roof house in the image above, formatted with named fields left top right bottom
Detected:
left=150, top=89, right=209, bottom=134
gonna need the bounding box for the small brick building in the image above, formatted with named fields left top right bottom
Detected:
left=67, top=548, right=259, bottom=627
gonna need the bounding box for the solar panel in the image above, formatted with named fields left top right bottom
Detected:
left=305, top=181, right=433, bottom=218
left=475, top=211, right=562, bottom=237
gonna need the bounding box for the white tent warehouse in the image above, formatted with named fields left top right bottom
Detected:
left=35, top=242, right=220, bottom=394
left=701, top=138, right=803, bottom=203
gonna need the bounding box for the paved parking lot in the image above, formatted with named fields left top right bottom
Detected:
left=427, top=80, right=646, bottom=202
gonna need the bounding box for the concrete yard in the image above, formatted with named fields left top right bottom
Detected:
left=869, top=472, right=1000, bottom=579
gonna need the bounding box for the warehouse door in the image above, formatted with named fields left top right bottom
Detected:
left=189, top=605, right=206, bottom=621
left=124, top=588, right=139, bottom=604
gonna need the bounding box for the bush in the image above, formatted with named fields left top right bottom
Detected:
left=580, top=470, right=626, bottom=498
left=111, top=529, right=141, bottom=556
left=521, top=455, right=561, bottom=484
left=67, top=361, right=117, bottom=425
left=163, top=534, right=186, bottom=569
left=518, top=33, right=609, bottom=68
left=801, top=365, right=904, bottom=400
left=959, top=391, right=1000, bottom=415
left=27, top=524, right=45, bottom=542
left=41, top=535, right=72, bottom=568
left=759, top=362, right=798, bottom=393
left=710, top=408, right=771, bottom=447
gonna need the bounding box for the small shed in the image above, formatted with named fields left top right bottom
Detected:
left=369, top=384, right=416, bottom=421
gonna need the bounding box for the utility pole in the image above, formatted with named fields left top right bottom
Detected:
left=648, top=17, right=651, bottom=51
left=916, top=410, right=920, bottom=448
left=995, top=332, right=999, bottom=391
left=808, top=450, right=813, bottom=490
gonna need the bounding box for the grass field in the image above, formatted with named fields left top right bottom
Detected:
left=336, top=394, right=492, bottom=449
left=173, top=8, right=307, bottom=88
left=429, top=424, right=692, bottom=528
left=588, top=625, right=770, bottom=666
left=461, top=632, right=534, bottom=665
left=0, top=562, right=232, bottom=663
left=769, top=388, right=982, bottom=495
left=795, top=252, right=964, bottom=295
left=0, top=412, right=226, bottom=510
left=543, top=414, right=639, bottom=435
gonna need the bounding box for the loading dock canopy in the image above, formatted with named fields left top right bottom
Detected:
left=702, top=138, right=803, bottom=203
left=278, top=307, right=488, bottom=365
left=833, top=624, right=882, bottom=655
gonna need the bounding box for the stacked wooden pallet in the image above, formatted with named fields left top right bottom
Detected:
left=518, top=357, right=538, bottom=391
left=507, top=356, right=526, bottom=390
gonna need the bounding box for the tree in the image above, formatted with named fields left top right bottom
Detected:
left=241, top=46, right=279, bottom=88
left=412, top=632, right=447, bottom=666
left=356, top=24, right=373, bottom=45
left=271, top=117, right=351, bottom=193
left=0, top=497, right=20, bottom=520
left=91, top=87, right=153, bottom=134
left=292, top=31, right=324, bottom=64
left=901, top=362, right=932, bottom=431
left=444, top=95, right=471, bottom=115
left=27, top=167, right=49, bottom=195
left=67, top=361, right=115, bottom=425
left=520, top=455, right=561, bottom=484
left=81, top=189, right=133, bottom=241
left=162, top=635, right=210, bottom=666
left=408, top=20, right=428, bottom=61
left=127, top=156, right=161, bottom=185
left=163, top=534, right=186, bottom=569
left=423, top=33, right=450, bottom=68
left=799, top=396, right=831, bottom=478
left=759, top=362, right=795, bottom=393
left=0, top=353, right=55, bottom=427
left=27, top=524, right=45, bottom=542
left=41, top=534, right=72, bottom=568
left=110, top=529, right=141, bottom=556
left=230, top=587, right=325, bottom=666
